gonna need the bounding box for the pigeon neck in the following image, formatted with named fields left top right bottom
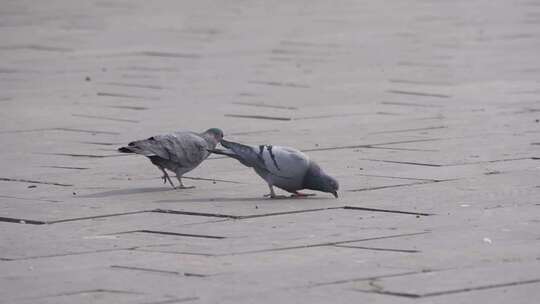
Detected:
left=201, top=132, right=219, bottom=148
left=302, top=162, right=326, bottom=192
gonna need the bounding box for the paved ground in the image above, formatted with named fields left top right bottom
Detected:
left=1, top=0, right=539, bottom=303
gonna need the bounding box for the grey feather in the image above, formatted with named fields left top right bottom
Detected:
left=119, top=128, right=224, bottom=188
left=214, top=139, right=339, bottom=197
left=219, top=139, right=268, bottom=172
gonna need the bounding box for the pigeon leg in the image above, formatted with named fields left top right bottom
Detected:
left=290, top=191, right=316, bottom=198
left=263, top=184, right=286, bottom=199
left=159, top=167, right=175, bottom=188
left=263, top=184, right=277, bottom=198
left=175, top=175, right=195, bottom=189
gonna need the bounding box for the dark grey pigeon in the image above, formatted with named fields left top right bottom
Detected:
left=209, top=139, right=338, bottom=198
left=118, top=128, right=224, bottom=189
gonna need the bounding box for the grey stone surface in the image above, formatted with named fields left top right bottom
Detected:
left=1, top=0, right=539, bottom=303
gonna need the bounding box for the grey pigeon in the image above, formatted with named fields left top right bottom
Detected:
left=209, top=139, right=339, bottom=198
left=118, top=128, right=224, bottom=189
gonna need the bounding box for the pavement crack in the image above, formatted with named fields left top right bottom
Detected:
left=41, top=166, right=90, bottom=170
left=97, top=92, right=159, bottom=100
left=381, top=101, right=443, bottom=108
left=368, top=279, right=385, bottom=291
left=136, top=51, right=201, bottom=58
left=0, top=205, right=432, bottom=227
left=37, top=152, right=127, bottom=158
left=447, top=157, right=537, bottom=166
left=388, top=79, right=454, bottom=86
left=47, top=211, right=150, bottom=224
left=334, top=245, right=420, bottom=253
left=360, top=146, right=438, bottom=152
left=302, top=138, right=443, bottom=152
left=232, top=101, right=297, bottom=110
left=369, top=126, right=446, bottom=134
left=363, top=290, right=421, bottom=298
left=1, top=248, right=133, bottom=261
left=53, top=127, right=120, bottom=135
left=0, top=211, right=150, bottom=225
left=97, top=81, right=166, bottom=90
left=0, top=177, right=73, bottom=187
left=0, top=195, right=61, bottom=203
left=106, top=105, right=149, bottom=110
left=226, top=232, right=429, bottom=255
left=224, top=114, right=292, bottom=121
left=110, top=265, right=208, bottom=277
left=132, top=248, right=216, bottom=257
left=228, top=129, right=280, bottom=136
left=72, top=114, right=139, bottom=123
left=279, top=40, right=341, bottom=48
left=0, top=44, right=73, bottom=52
left=348, top=180, right=448, bottom=192
left=180, top=175, right=244, bottom=184
left=152, top=209, right=240, bottom=219
left=237, top=207, right=342, bottom=219
left=0, top=216, right=46, bottom=225
left=342, top=206, right=434, bottom=216
left=139, top=297, right=200, bottom=304
left=387, top=90, right=450, bottom=98
left=248, top=80, right=310, bottom=88
left=111, top=229, right=226, bottom=239
left=357, top=278, right=540, bottom=298
left=359, top=159, right=442, bottom=167
left=30, top=289, right=144, bottom=300
left=396, top=61, right=448, bottom=68
left=352, top=182, right=425, bottom=192
left=355, top=174, right=439, bottom=182
left=420, top=278, right=540, bottom=297
left=304, top=270, right=434, bottom=288
left=294, top=113, right=366, bottom=120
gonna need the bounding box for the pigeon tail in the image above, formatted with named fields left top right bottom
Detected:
left=118, top=146, right=134, bottom=153
left=207, top=148, right=240, bottom=159
left=220, top=139, right=251, bottom=150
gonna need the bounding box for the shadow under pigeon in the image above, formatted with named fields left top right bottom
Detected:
left=155, top=195, right=329, bottom=204
left=79, top=187, right=178, bottom=198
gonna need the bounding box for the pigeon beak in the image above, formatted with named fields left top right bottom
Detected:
left=332, top=191, right=338, bottom=198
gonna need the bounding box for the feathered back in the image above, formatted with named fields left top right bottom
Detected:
left=118, top=131, right=220, bottom=166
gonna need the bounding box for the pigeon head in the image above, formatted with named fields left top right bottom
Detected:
left=204, top=128, right=224, bottom=140
left=320, top=174, right=339, bottom=198
left=303, top=163, right=339, bottom=198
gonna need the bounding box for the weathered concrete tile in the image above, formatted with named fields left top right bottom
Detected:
left=351, top=261, right=540, bottom=299
left=2, top=0, right=540, bottom=302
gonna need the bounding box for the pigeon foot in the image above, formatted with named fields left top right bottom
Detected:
left=290, top=192, right=316, bottom=198
left=175, top=185, right=196, bottom=190
left=263, top=193, right=288, bottom=199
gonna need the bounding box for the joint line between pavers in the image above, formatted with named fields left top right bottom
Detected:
left=0, top=177, right=73, bottom=187
left=355, top=278, right=540, bottom=298
left=225, top=231, right=430, bottom=256
left=110, top=265, right=208, bottom=277
left=343, top=206, right=434, bottom=216
left=1, top=248, right=134, bottom=262
left=0, top=205, right=433, bottom=227
left=109, top=229, right=225, bottom=239
left=303, top=270, right=436, bottom=288
left=333, top=245, right=421, bottom=253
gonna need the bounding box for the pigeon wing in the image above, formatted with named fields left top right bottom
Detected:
left=128, top=132, right=208, bottom=166
left=260, top=146, right=310, bottom=179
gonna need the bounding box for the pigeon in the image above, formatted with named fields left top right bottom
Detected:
left=118, top=128, right=224, bottom=189
left=209, top=139, right=338, bottom=198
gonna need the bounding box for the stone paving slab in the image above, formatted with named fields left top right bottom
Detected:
left=352, top=261, right=540, bottom=298
left=1, top=0, right=540, bottom=303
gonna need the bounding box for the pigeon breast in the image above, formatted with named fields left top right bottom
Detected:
left=256, top=145, right=310, bottom=191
